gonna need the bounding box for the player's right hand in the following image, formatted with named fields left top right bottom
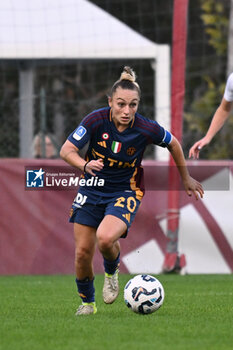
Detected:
left=85, top=158, right=104, bottom=176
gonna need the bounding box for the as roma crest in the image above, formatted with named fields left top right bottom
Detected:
left=127, top=147, right=136, bottom=156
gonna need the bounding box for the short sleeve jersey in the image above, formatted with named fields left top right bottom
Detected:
left=67, top=107, right=172, bottom=196
left=224, top=73, right=233, bottom=102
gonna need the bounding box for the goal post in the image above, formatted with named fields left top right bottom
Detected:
left=163, top=0, right=189, bottom=273
left=154, top=44, right=171, bottom=161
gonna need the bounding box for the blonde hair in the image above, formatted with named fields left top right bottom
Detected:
left=110, top=66, right=141, bottom=97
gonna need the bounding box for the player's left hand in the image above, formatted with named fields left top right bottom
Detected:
left=183, top=176, right=204, bottom=200
left=189, top=136, right=210, bottom=159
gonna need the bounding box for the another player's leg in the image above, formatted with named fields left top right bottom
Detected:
left=162, top=228, right=186, bottom=274
left=97, top=215, right=127, bottom=304
left=73, top=223, right=97, bottom=315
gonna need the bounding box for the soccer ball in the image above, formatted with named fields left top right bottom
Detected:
left=124, top=274, right=165, bottom=314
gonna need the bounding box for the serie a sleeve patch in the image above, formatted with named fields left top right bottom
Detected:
left=73, top=126, right=87, bottom=141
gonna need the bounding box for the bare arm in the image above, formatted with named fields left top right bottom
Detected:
left=168, top=137, right=204, bottom=200
left=60, top=140, right=103, bottom=176
left=189, top=98, right=232, bottom=159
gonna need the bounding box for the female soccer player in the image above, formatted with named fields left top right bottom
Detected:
left=60, top=66, right=204, bottom=315
left=189, top=72, right=233, bottom=159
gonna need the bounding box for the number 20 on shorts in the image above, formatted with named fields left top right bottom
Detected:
left=114, top=196, right=137, bottom=213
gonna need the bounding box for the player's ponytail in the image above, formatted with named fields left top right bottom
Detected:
left=119, top=66, right=136, bottom=83
left=110, top=66, right=141, bottom=97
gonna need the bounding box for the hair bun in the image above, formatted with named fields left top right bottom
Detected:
left=110, top=66, right=140, bottom=97
left=120, top=66, right=136, bottom=82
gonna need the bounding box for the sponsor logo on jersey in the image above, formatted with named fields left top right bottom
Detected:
left=111, top=141, right=122, bottom=153
left=26, top=168, right=45, bottom=187
left=127, top=147, right=136, bottom=156
left=91, top=147, right=137, bottom=168
left=102, top=133, right=109, bottom=140
left=97, top=141, right=107, bottom=148
left=73, top=126, right=87, bottom=141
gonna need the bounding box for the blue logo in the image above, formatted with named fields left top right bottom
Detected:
left=26, top=168, right=45, bottom=188
left=73, top=126, right=87, bottom=141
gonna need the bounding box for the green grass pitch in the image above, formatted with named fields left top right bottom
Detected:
left=0, top=274, right=232, bottom=350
